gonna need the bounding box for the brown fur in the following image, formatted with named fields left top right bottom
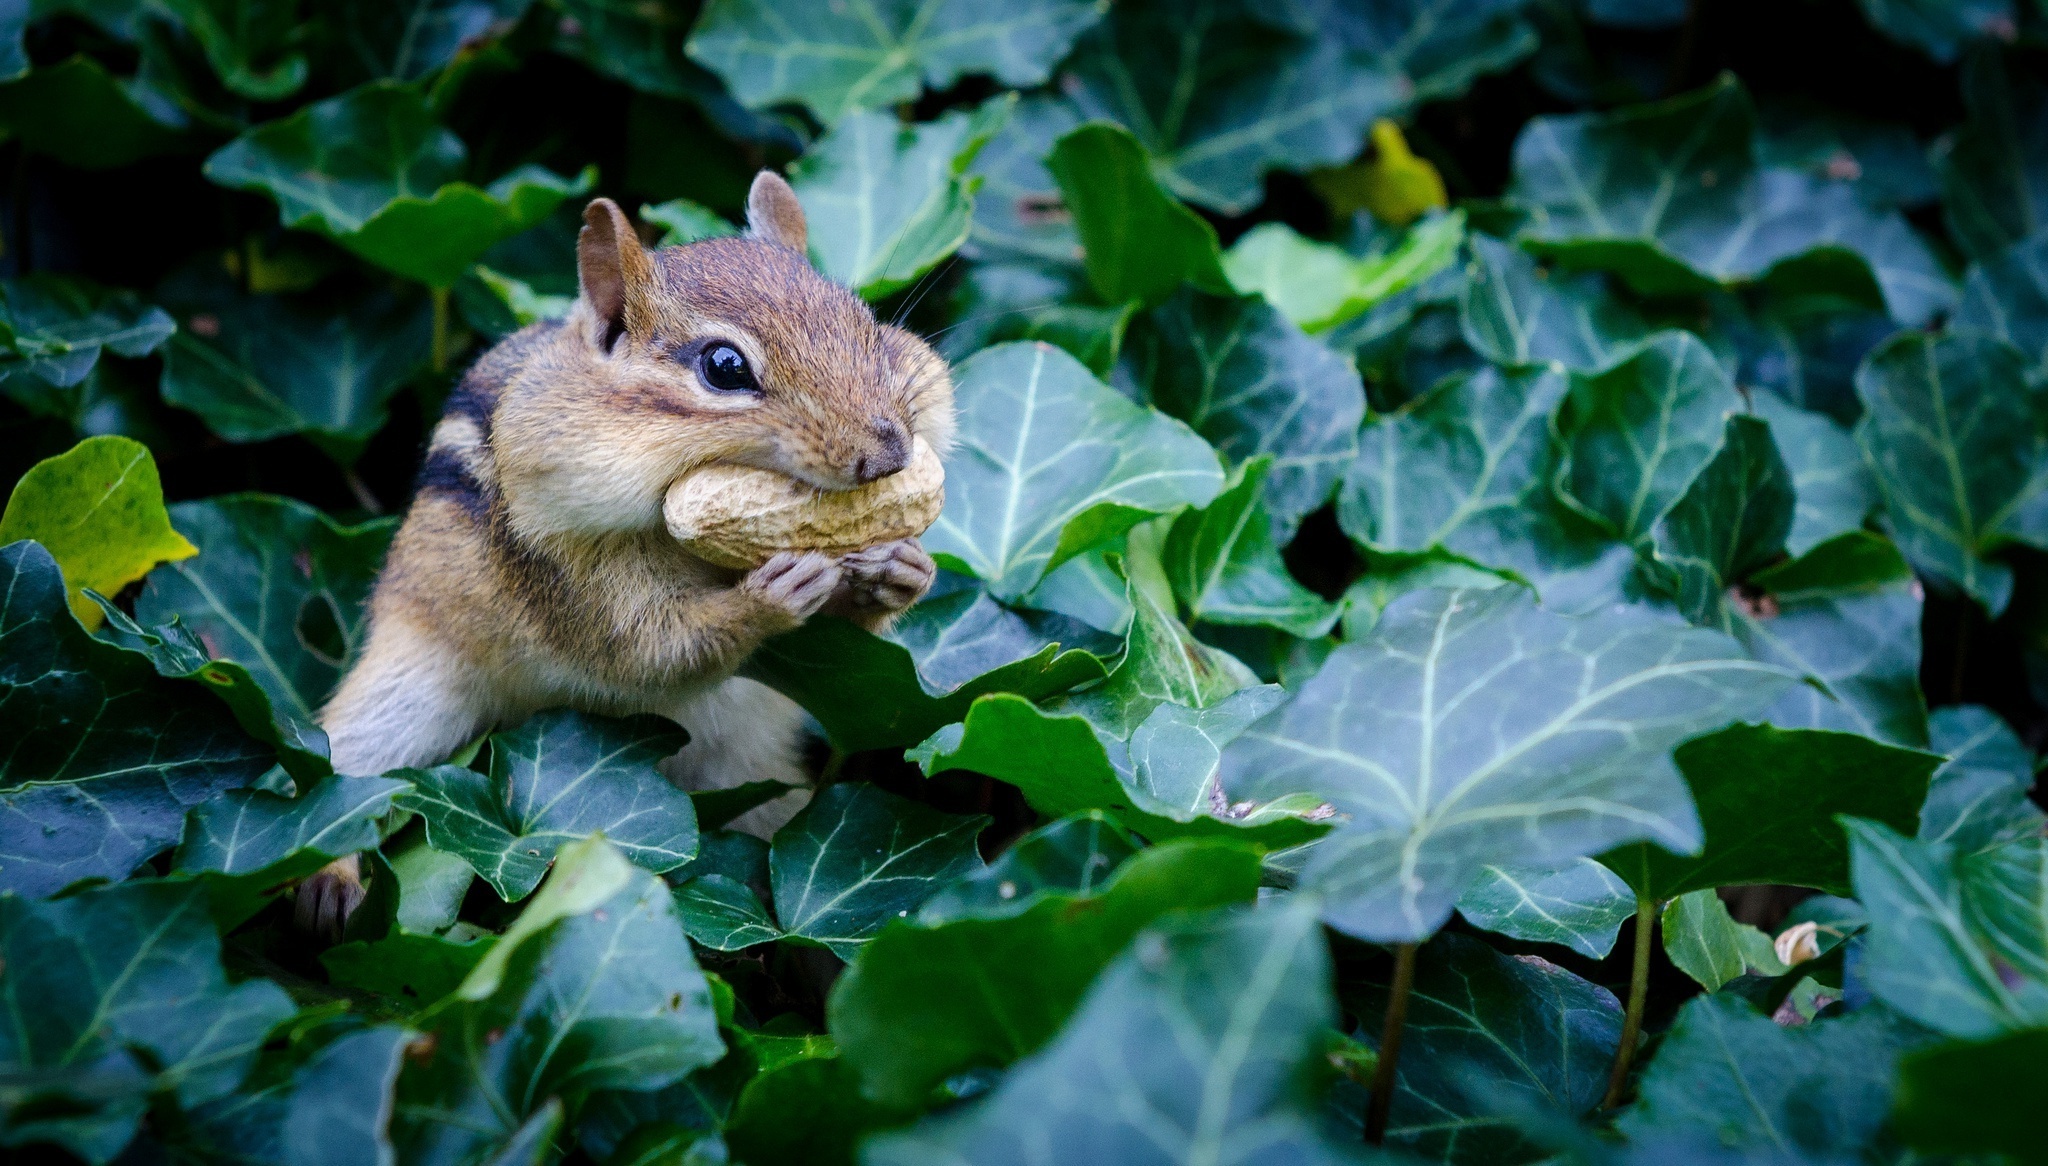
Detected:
left=294, top=173, right=954, bottom=938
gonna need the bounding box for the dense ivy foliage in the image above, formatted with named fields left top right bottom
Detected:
left=4, top=2, right=2048, bottom=1164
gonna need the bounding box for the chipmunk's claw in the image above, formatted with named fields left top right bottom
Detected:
left=294, top=855, right=366, bottom=943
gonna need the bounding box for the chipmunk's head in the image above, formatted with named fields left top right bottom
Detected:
left=494, top=172, right=954, bottom=539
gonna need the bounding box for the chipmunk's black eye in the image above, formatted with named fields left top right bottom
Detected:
left=699, top=342, right=757, bottom=393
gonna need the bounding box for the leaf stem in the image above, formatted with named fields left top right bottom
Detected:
left=1365, top=941, right=1417, bottom=1144
left=430, top=285, right=451, bottom=373
left=1602, top=892, right=1660, bottom=1109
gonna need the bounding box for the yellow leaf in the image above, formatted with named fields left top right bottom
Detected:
left=1309, top=119, right=1448, bottom=226
left=0, top=435, right=197, bottom=628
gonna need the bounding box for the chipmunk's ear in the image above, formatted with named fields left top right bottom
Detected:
left=578, top=197, right=654, bottom=352
left=745, top=171, right=807, bottom=252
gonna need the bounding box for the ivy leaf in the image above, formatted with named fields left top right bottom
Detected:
left=203, top=81, right=594, bottom=288
left=1062, top=0, right=1405, bottom=214
left=0, top=274, right=176, bottom=394
left=1553, top=331, right=1744, bottom=544
left=1616, top=995, right=1928, bottom=1157
left=1224, top=213, right=1464, bottom=334
left=1512, top=76, right=1953, bottom=323
left=163, top=0, right=308, bottom=100
left=1847, top=819, right=2048, bottom=1038
left=321, top=931, right=494, bottom=1004
left=1122, top=290, right=1366, bottom=537
left=397, top=710, right=698, bottom=902
left=722, top=1040, right=912, bottom=1166
left=1892, top=1027, right=2048, bottom=1164
left=173, top=774, right=411, bottom=928
left=1339, top=363, right=1572, bottom=564
left=765, top=783, right=987, bottom=960
left=0, top=436, right=196, bottom=629
left=184, top=1025, right=410, bottom=1166
left=671, top=873, right=783, bottom=950
left=964, top=94, right=1084, bottom=266
left=1643, top=415, right=1795, bottom=626
left=640, top=197, right=739, bottom=247
left=321, top=0, right=530, bottom=81
left=684, top=0, right=1107, bottom=125
left=944, top=259, right=1135, bottom=375
left=0, top=880, right=295, bottom=1164
left=1276, top=0, right=1537, bottom=104
left=1920, top=705, right=2046, bottom=851
left=1602, top=723, right=1938, bottom=902
left=1046, top=122, right=1232, bottom=308
left=914, top=811, right=1138, bottom=925
left=136, top=495, right=395, bottom=725
left=1060, top=559, right=1257, bottom=738
left=1935, top=52, right=2048, bottom=263
left=829, top=837, right=1260, bottom=1108
left=1161, top=458, right=1340, bottom=637
left=742, top=580, right=1115, bottom=754
left=1456, top=858, right=1637, bottom=959
left=1959, top=233, right=2048, bottom=386
left=1337, top=932, right=1621, bottom=1162
left=1857, top=0, right=2015, bottom=62
left=392, top=838, right=725, bottom=1164
left=922, top=341, right=1224, bottom=601
left=1751, top=390, right=1879, bottom=557
left=793, top=98, right=1010, bottom=299
left=864, top=901, right=1356, bottom=1166
left=1853, top=330, right=2045, bottom=615
left=0, top=56, right=189, bottom=170
left=0, top=541, right=273, bottom=898
left=1658, top=888, right=1788, bottom=991
left=156, top=267, right=432, bottom=462
left=1456, top=234, right=1649, bottom=371
left=1218, top=585, right=1796, bottom=942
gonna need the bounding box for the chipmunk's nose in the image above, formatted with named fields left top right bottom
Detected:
left=853, top=420, right=909, bottom=484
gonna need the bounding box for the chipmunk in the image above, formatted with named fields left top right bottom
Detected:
left=294, top=172, right=955, bottom=938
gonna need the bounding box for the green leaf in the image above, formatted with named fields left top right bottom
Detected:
left=1601, top=724, right=1937, bottom=902
left=1853, top=329, right=2045, bottom=614
left=913, top=811, right=1139, bottom=924
left=1858, top=0, right=2015, bottom=62
left=722, top=1042, right=911, bottom=1166
left=1061, top=0, right=1404, bottom=214
left=0, top=56, right=189, bottom=170
left=1337, top=932, right=1621, bottom=1161
left=829, top=837, right=1260, bottom=1108
left=203, top=81, right=595, bottom=287
left=1959, top=233, right=2048, bottom=385
left=1846, top=818, right=2048, bottom=1037
left=1615, top=994, right=1929, bottom=1156
left=387, top=829, right=475, bottom=933
left=1218, top=585, right=1797, bottom=941
left=1456, top=858, right=1636, bottom=959
left=965, top=94, right=1084, bottom=265
left=1123, top=290, right=1366, bottom=536
left=1457, top=234, right=1649, bottom=371
left=1046, top=121, right=1232, bottom=307
left=640, top=198, right=739, bottom=247
left=321, top=0, right=530, bottom=81
left=923, top=341, right=1224, bottom=600
left=0, top=436, right=196, bottom=628
left=765, top=784, right=987, bottom=960
left=684, top=0, right=1107, bottom=125
left=136, top=494, right=395, bottom=725
left=161, top=0, right=308, bottom=99
left=184, top=1025, right=410, bottom=1166
left=743, top=582, right=1114, bottom=754
left=321, top=931, right=494, bottom=1004
left=156, top=267, right=432, bottom=462
left=1893, top=1027, right=2048, bottom=1165
left=672, top=873, right=783, bottom=950
left=398, top=709, right=698, bottom=901
left=793, top=98, right=1009, bottom=299
left=1162, top=458, right=1339, bottom=637
left=1062, top=557, right=1257, bottom=737
left=942, top=259, right=1135, bottom=375
left=1225, top=214, right=1465, bottom=334
left=1278, top=0, right=1538, bottom=104
left=1750, top=389, right=1880, bottom=558
left=1921, top=705, right=2046, bottom=851
left=1339, top=363, right=1573, bottom=565
left=1554, top=331, right=1744, bottom=544
left=1659, top=889, right=1788, bottom=991
left=0, top=274, right=176, bottom=394
left=0, top=541, right=273, bottom=897
left=864, top=900, right=1355, bottom=1165
left=1936, top=51, right=2048, bottom=262
left=174, top=774, right=410, bottom=928
left=1732, top=532, right=1929, bottom=745
left=0, top=880, right=294, bottom=1164
left=1512, top=76, right=1953, bottom=323
left=1643, top=415, right=1795, bottom=625
left=392, top=840, right=725, bottom=1165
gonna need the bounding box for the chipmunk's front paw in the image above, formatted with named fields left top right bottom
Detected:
left=294, top=854, right=365, bottom=942
left=745, top=551, right=842, bottom=625
left=832, top=539, right=935, bottom=616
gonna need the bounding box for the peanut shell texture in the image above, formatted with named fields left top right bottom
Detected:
left=664, top=437, right=945, bottom=568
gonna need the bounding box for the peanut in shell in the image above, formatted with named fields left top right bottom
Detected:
left=663, top=437, right=944, bottom=569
